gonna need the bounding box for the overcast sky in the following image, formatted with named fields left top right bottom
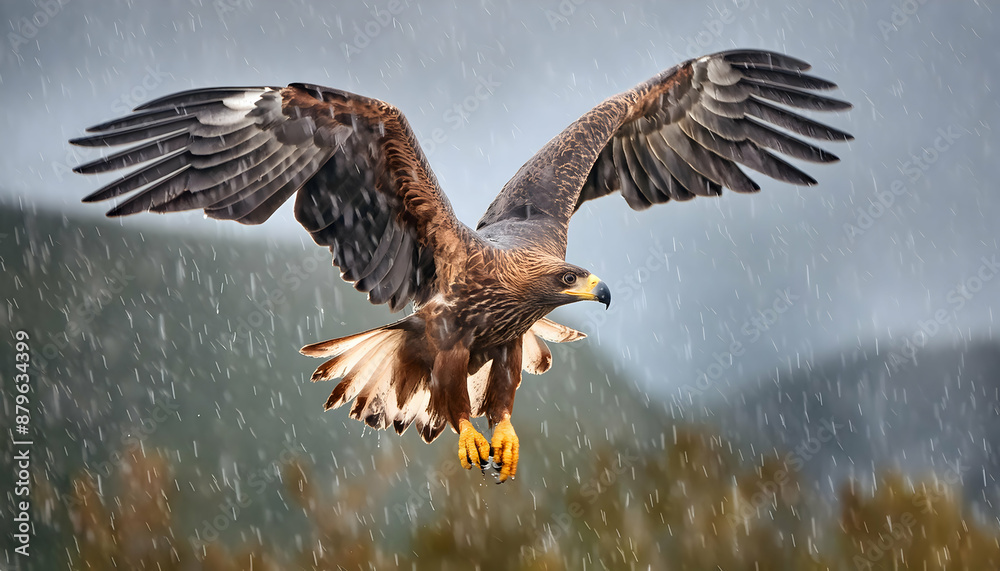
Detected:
left=2, top=0, right=996, bottom=395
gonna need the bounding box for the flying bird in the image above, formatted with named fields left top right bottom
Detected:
left=71, top=50, right=852, bottom=482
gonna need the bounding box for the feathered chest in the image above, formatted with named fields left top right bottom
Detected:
left=420, top=249, right=553, bottom=349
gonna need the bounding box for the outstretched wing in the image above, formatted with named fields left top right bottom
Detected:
left=476, top=50, right=852, bottom=255
left=72, top=84, right=465, bottom=311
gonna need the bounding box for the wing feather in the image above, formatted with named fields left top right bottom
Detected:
left=632, top=133, right=678, bottom=202
left=73, top=84, right=465, bottom=312
left=613, top=136, right=652, bottom=209
left=475, top=49, right=852, bottom=253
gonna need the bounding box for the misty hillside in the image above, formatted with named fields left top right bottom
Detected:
left=705, top=339, right=1000, bottom=514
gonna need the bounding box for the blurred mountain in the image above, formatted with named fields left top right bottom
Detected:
left=694, top=336, right=1000, bottom=519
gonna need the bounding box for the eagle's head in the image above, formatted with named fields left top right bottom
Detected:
left=526, top=259, right=611, bottom=310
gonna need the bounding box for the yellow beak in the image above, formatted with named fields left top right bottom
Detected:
left=564, top=274, right=612, bottom=309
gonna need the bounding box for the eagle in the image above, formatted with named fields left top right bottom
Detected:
left=71, top=49, right=851, bottom=482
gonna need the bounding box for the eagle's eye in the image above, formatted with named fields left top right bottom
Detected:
left=562, top=272, right=578, bottom=286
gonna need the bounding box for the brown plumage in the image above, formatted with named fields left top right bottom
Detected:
left=72, top=49, right=852, bottom=482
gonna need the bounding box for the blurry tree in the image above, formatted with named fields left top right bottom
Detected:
left=55, top=427, right=1000, bottom=570
left=67, top=449, right=280, bottom=570
left=839, top=471, right=1000, bottom=570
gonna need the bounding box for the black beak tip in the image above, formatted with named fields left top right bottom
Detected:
left=594, top=281, right=611, bottom=310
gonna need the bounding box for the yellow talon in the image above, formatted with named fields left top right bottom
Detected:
left=458, top=419, right=491, bottom=470
left=490, top=415, right=519, bottom=483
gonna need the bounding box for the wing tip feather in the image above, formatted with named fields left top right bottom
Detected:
left=105, top=201, right=146, bottom=217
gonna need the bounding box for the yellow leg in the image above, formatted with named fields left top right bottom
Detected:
left=458, top=419, right=491, bottom=470
left=491, top=413, right=519, bottom=483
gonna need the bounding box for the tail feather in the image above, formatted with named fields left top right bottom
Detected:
left=393, top=386, right=430, bottom=435
left=300, top=328, right=383, bottom=358
left=310, top=328, right=397, bottom=385
left=304, top=321, right=447, bottom=441
left=416, top=407, right=447, bottom=442
left=304, top=316, right=586, bottom=443
left=348, top=339, right=405, bottom=428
